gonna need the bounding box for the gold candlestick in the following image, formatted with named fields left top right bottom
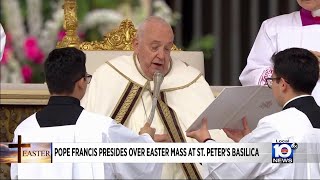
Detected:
left=56, top=0, right=80, bottom=48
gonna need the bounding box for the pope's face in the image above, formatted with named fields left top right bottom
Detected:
left=133, top=22, right=174, bottom=79
left=297, top=0, right=320, bottom=11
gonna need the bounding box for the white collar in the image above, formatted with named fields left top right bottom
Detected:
left=283, top=94, right=312, bottom=108
left=312, top=9, right=320, bottom=17
left=133, top=54, right=172, bottom=81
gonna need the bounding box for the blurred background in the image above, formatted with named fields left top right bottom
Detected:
left=0, top=0, right=300, bottom=85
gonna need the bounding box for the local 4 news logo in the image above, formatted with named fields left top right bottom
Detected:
left=272, top=141, right=298, bottom=163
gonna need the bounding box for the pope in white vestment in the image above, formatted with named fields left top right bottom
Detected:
left=239, top=3, right=320, bottom=105
left=82, top=16, right=232, bottom=179
left=81, top=54, right=226, bottom=179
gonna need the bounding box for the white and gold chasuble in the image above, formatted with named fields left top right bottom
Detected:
left=82, top=55, right=230, bottom=179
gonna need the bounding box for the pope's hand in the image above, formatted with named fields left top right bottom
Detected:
left=223, top=117, right=251, bottom=142
left=139, top=122, right=156, bottom=139
left=154, top=134, right=172, bottom=142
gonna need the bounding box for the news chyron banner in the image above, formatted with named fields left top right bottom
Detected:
left=1, top=136, right=319, bottom=164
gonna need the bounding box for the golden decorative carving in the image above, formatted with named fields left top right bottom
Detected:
left=57, top=0, right=181, bottom=51
left=56, top=0, right=81, bottom=48
left=171, top=44, right=181, bottom=51
left=0, top=106, right=44, bottom=142
left=80, top=19, right=181, bottom=51
left=80, top=19, right=137, bottom=51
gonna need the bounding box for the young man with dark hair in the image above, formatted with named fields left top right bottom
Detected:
left=269, top=48, right=320, bottom=128
left=187, top=48, right=320, bottom=179
left=11, top=47, right=162, bottom=179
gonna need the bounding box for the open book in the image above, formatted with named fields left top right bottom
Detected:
left=277, top=25, right=320, bottom=53
left=186, top=86, right=282, bottom=132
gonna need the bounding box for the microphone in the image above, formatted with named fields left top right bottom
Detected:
left=147, top=71, right=164, bottom=124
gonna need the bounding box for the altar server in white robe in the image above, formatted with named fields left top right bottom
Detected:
left=0, top=23, right=6, bottom=61
left=188, top=48, right=320, bottom=179
left=81, top=16, right=231, bottom=179
left=10, top=47, right=162, bottom=179
left=239, top=0, right=320, bottom=105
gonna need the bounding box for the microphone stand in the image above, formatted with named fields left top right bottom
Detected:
left=147, top=72, right=164, bottom=124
